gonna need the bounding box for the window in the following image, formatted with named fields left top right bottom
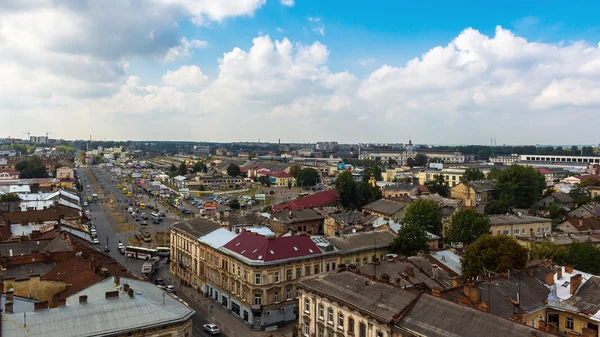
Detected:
left=376, top=331, right=383, bottom=337
left=318, top=304, right=324, bottom=319
left=296, top=267, right=302, bottom=279
left=303, top=323, right=310, bottom=336
left=513, top=229, right=519, bottom=235
left=318, top=326, right=324, bottom=337
left=304, top=298, right=310, bottom=313
left=566, top=317, right=574, bottom=329
left=521, top=229, right=526, bottom=234
left=359, top=322, right=366, bottom=337
left=254, top=294, right=262, bottom=305
left=503, top=230, right=509, bottom=235
left=255, top=273, right=261, bottom=285
left=326, top=263, right=330, bottom=272
left=305, top=266, right=311, bottom=276
left=274, top=292, right=279, bottom=303
left=362, top=257, right=367, bottom=265
left=287, top=269, right=292, bottom=281
left=286, top=288, right=292, bottom=300
left=338, top=312, right=344, bottom=329
left=348, top=318, right=354, bottom=333
left=274, top=272, right=280, bottom=283
left=332, top=263, right=336, bottom=270
left=537, top=228, right=540, bottom=233
left=327, top=307, right=334, bottom=324
left=314, top=265, right=319, bottom=274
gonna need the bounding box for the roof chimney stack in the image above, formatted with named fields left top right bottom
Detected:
left=127, top=288, right=134, bottom=298
left=114, top=276, right=120, bottom=286
left=79, top=295, right=88, bottom=303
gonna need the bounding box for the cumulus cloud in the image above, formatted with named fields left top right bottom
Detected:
left=164, top=38, right=208, bottom=62
left=162, top=65, right=209, bottom=90
left=280, top=0, right=295, bottom=7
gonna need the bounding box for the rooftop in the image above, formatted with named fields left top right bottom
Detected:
left=1, top=206, right=80, bottom=225
left=356, top=257, right=453, bottom=290
left=198, top=227, right=238, bottom=249
left=326, top=231, right=396, bottom=253
left=489, top=214, right=550, bottom=226
left=221, top=231, right=321, bottom=264
left=468, top=180, right=497, bottom=192
left=430, top=249, right=462, bottom=275
left=362, top=198, right=406, bottom=216
left=270, top=208, right=327, bottom=224
left=298, top=271, right=418, bottom=322
left=171, top=217, right=221, bottom=238
left=272, top=188, right=339, bottom=211
left=2, top=277, right=194, bottom=337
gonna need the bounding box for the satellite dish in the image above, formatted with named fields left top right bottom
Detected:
left=352, top=229, right=357, bottom=234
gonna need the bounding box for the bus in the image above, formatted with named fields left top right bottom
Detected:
left=122, top=188, right=127, bottom=194
left=125, top=246, right=158, bottom=260
left=156, top=246, right=170, bottom=257
left=141, top=257, right=160, bottom=279
left=139, top=203, right=146, bottom=210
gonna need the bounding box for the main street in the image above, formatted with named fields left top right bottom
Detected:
left=77, top=165, right=218, bottom=337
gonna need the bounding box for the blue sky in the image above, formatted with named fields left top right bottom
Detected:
left=3, top=0, right=600, bottom=144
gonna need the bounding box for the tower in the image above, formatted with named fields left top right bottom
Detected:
left=369, top=173, right=376, bottom=187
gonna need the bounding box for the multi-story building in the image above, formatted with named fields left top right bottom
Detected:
left=520, top=154, right=600, bottom=164
left=489, top=214, right=552, bottom=237
left=362, top=199, right=408, bottom=222
left=417, top=169, right=465, bottom=187
left=381, top=183, right=417, bottom=198
left=489, top=154, right=519, bottom=164
left=187, top=175, right=244, bottom=190
left=269, top=208, right=328, bottom=235
left=450, top=180, right=496, bottom=207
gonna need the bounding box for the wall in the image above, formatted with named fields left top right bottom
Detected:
left=569, top=207, right=595, bottom=219
left=3, top=276, right=66, bottom=307
left=490, top=221, right=552, bottom=237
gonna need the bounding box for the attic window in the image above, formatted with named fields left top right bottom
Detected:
left=241, top=250, right=246, bottom=254
left=308, top=249, right=314, bottom=253
left=269, top=250, right=275, bottom=255
left=293, top=247, right=298, bottom=251
left=258, top=255, right=263, bottom=260
left=252, top=249, right=258, bottom=254
left=235, top=242, right=241, bottom=246
left=562, top=281, right=570, bottom=287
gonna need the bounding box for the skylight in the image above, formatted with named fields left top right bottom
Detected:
left=241, top=250, right=246, bottom=254
left=269, top=250, right=275, bottom=255
left=308, top=249, right=314, bottom=253
left=235, top=242, right=241, bottom=246
left=258, top=255, right=263, bottom=260
left=293, top=247, right=298, bottom=251
left=252, top=249, right=258, bottom=254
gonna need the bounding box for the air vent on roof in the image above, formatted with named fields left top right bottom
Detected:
left=235, top=242, right=241, bottom=246
left=293, top=247, right=298, bottom=251
left=258, top=255, right=263, bottom=260
left=241, top=250, right=246, bottom=254
left=269, top=250, right=275, bottom=255
left=308, top=249, right=314, bottom=253
left=252, top=249, right=258, bottom=254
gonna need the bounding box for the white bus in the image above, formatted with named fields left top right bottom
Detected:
left=156, top=246, right=171, bottom=257
left=125, top=246, right=158, bottom=260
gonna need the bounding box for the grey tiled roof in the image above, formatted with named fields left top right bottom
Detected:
left=468, top=180, right=496, bottom=192
left=489, top=214, right=550, bottom=226
left=326, top=231, right=395, bottom=253
left=171, top=217, right=221, bottom=238
left=362, top=199, right=406, bottom=216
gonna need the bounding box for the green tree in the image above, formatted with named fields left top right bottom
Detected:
left=461, top=235, right=528, bottom=279
left=362, top=166, right=383, bottom=182
left=530, top=241, right=568, bottom=265
left=493, top=165, right=545, bottom=208
left=580, top=177, right=600, bottom=187
left=193, top=161, right=206, bottom=173
left=484, top=199, right=512, bottom=215
left=486, top=166, right=504, bottom=180
left=462, top=168, right=485, bottom=182
left=15, top=156, right=48, bottom=178
left=445, top=209, right=491, bottom=245
left=296, top=168, right=320, bottom=187
left=391, top=222, right=429, bottom=256
left=565, top=241, right=600, bottom=275
left=569, top=185, right=591, bottom=206
left=0, top=193, right=21, bottom=202
left=258, top=175, right=271, bottom=187
left=248, top=151, right=256, bottom=160
left=355, top=180, right=381, bottom=209
left=406, top=157, right=416, bottom=168
left=335, top=171, right=356, bottom=208
left=289, top=165, right=302, bottom=179
left=403, top=199, right=443, bottom=236
left=414, top=154, right=428, bottom=167
left=169, top=164, right=177, bottom=172
left=424, top=174, right=450, bottom=197
left=429, top=157, right=444, bottom=164
left=113, top=152, right=120, bottom=160
left=177, top=162, right=188, bottom=176
left=226, top=164, right=241, bottom=177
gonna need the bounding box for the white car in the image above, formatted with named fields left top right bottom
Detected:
left=203, top=324, right=220, bottom=335
left=92, top=237, right=99, bottom=244
left=85, top=210, right=90, bottom=215
left=165, top=285, right=176, bottom=293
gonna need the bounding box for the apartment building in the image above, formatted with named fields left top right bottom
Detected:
left=489, top=214, right=552, bottom=237
left=450, top=180, right=496, bottom=207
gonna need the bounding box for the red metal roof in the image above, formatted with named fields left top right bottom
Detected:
left=269, top=171, right=292, bottom=178
left=535, top=168, right=553, bottom=175
left=222, top=231, right=321, bottom=262
left=416, top=185, right=429, bottom=193
left=272, top=188, right=339, bottom=211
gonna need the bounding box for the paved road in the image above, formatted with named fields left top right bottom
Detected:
left=78, top=166, right=217, bottom=337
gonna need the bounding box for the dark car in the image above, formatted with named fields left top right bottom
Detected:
left=104, top=245, right=110, bottom=252
left=154, top=278, right=166, bottom=286
left=140, top=220, right=148, bottom=226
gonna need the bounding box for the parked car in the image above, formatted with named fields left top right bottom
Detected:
left=92, top=237, right=99, bottom=244
left=154, top=278, right=165, bottom=286
left=203, top=324, right=220, bottom=335
left=165, top=285, right=176, bottom=293
left=140, top=220, right=148, bottom=226
left=104, top=245, right=110, bottom=252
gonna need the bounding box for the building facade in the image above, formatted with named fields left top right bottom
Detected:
left=489, top=214, right=552, bottom=237
left=449, top=180, right=496, bottom=207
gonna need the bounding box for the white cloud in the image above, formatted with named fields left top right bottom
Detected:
left=164, top=38, right=208, bottom=62
left=358, top=58, right=375, bottom=66
left=308, top=16, right=325, bottom=36
left=162, top=65, right=209, bottom=90
left=280, top=0, right=295, bottom=7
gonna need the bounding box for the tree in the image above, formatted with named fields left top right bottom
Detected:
left=112, top=152, right=120, bottom=160
left=169, top=164, right=177, bottom=172
left=462, top=168, right=485, bottom=182
left=391, top=222, right=429, bottom=256
left=531, top=241, right=569, bottom=265
left=406, top=157, right=415, bottom=168
left=429, top=157, right=444, bottom=164
left=15, top=156, right=48, bottom=178
left=580, top=177, right=600, bottom=187
left=258, top=175, right=271, bottom=187
left=565, top=241, right=600, bottom=275
left=177, top=162, right=188, bottom=176
left=248, top=151, right=256, bottom=160
left=425, top=174, right=450, bottom=197
left=229, top=199, right=240, bottom=210
left=569, top=185, right=591, bottom=206
left=335, top=171, right=357, bottom=208
left=226, top=164, right=241, bottom=177
left=414, top=154, right=428, bottom=167
left=362, top=166, right=383, bottom=182
left=355, top=180, right=381, bottom=209
left=445, top=209, right=491, bottom=245
left=0, top=193, right=21, bottom=202
left=289, top=165, right=302, bottom=179
left=493, top=165, right=545, bottom=209
left=461, top=235, right=528, bottom=279
left=403, top=199, right=443, bottom=236
left=387, top=158, right=397, bottom=167
left=193, top=161, right=206, bottom=173
left=484, top=199, right=512, bottom=215
left=296, top=168, right=320, bottom=187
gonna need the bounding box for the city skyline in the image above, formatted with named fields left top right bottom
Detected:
left=3, top=1, right=600, bottom=143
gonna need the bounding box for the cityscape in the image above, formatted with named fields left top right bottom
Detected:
left=3, top=1, right=600, bottom=337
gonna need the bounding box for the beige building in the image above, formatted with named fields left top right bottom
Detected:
left=417, top=169, right=465, bottom=187
left=590, top=186, right=600, bottom=199
left=450, top=180, right=496, bottom=207
left=489, top=214, right=552, bottom=237
left=56, top=166, right=75, bottom=180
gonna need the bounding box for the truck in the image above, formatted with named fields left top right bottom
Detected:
left=92, top=194, right=98, bottom=202
left=141, top=257, right=160, bottom=279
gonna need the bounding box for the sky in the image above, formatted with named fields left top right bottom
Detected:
left=2, top=0, right=600, bottom=145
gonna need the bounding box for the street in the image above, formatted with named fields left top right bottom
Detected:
left=77, top=165, right=219, bottom=337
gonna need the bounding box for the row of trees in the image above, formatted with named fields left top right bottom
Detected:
left=335, top=171, right=382, bottom=210
left=15, top=156, right=48, bottom=178
left=531, top=240, right=600, bottom=275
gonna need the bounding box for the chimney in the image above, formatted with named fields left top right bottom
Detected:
left=512, top=313, right=522, bottom=322
left=57, top=299, right=66, bottom=307
left=6, top=288, right=14, bottom=302
left=458, top=295, right=470, bottom=306
left=127, top=288, right=134, bottom=298
left=578, top=218, right=584, bottom=227
left=468, top=284, right=479, bottom=304
left=34, top=301, right=49, bottom=311
left=406, top=265, right=414, bottom=277
left=565, top=265, right=574, bottom=273
left=79, top=295, right=88, bottom=303
left=236, top=228, right=240, bottom=234
left=481, top=301, right=490, bottom=313
left=381, top=273, right=390, bottom=283
left=114, top=276, right=120, bottom=286
left=451, top=277, right=459, bottom=288
left=123, top=284, right=130, bottom=292
left=228, top=224, right=232, bottom=232
left=557, top=267, right=563, bottom=280
left=570, top=274, right=583, bottom=295
left=431, top=288, right=441, bottom=297
left=105, top=290, right=120, bottom=299
left=545, top=271, right=555, bottom=286
left=4, top=301, right=13, bottom=313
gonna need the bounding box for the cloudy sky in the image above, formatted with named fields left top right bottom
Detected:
left=2, top=0, right=600, bottom=144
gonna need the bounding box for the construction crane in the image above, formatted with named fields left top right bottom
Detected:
left=46, top=131, right=53, bottom=139
left=22, top=131, right=30, bottom=140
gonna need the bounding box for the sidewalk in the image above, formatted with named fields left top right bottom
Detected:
left=164, top=274, right=294, bottom=337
